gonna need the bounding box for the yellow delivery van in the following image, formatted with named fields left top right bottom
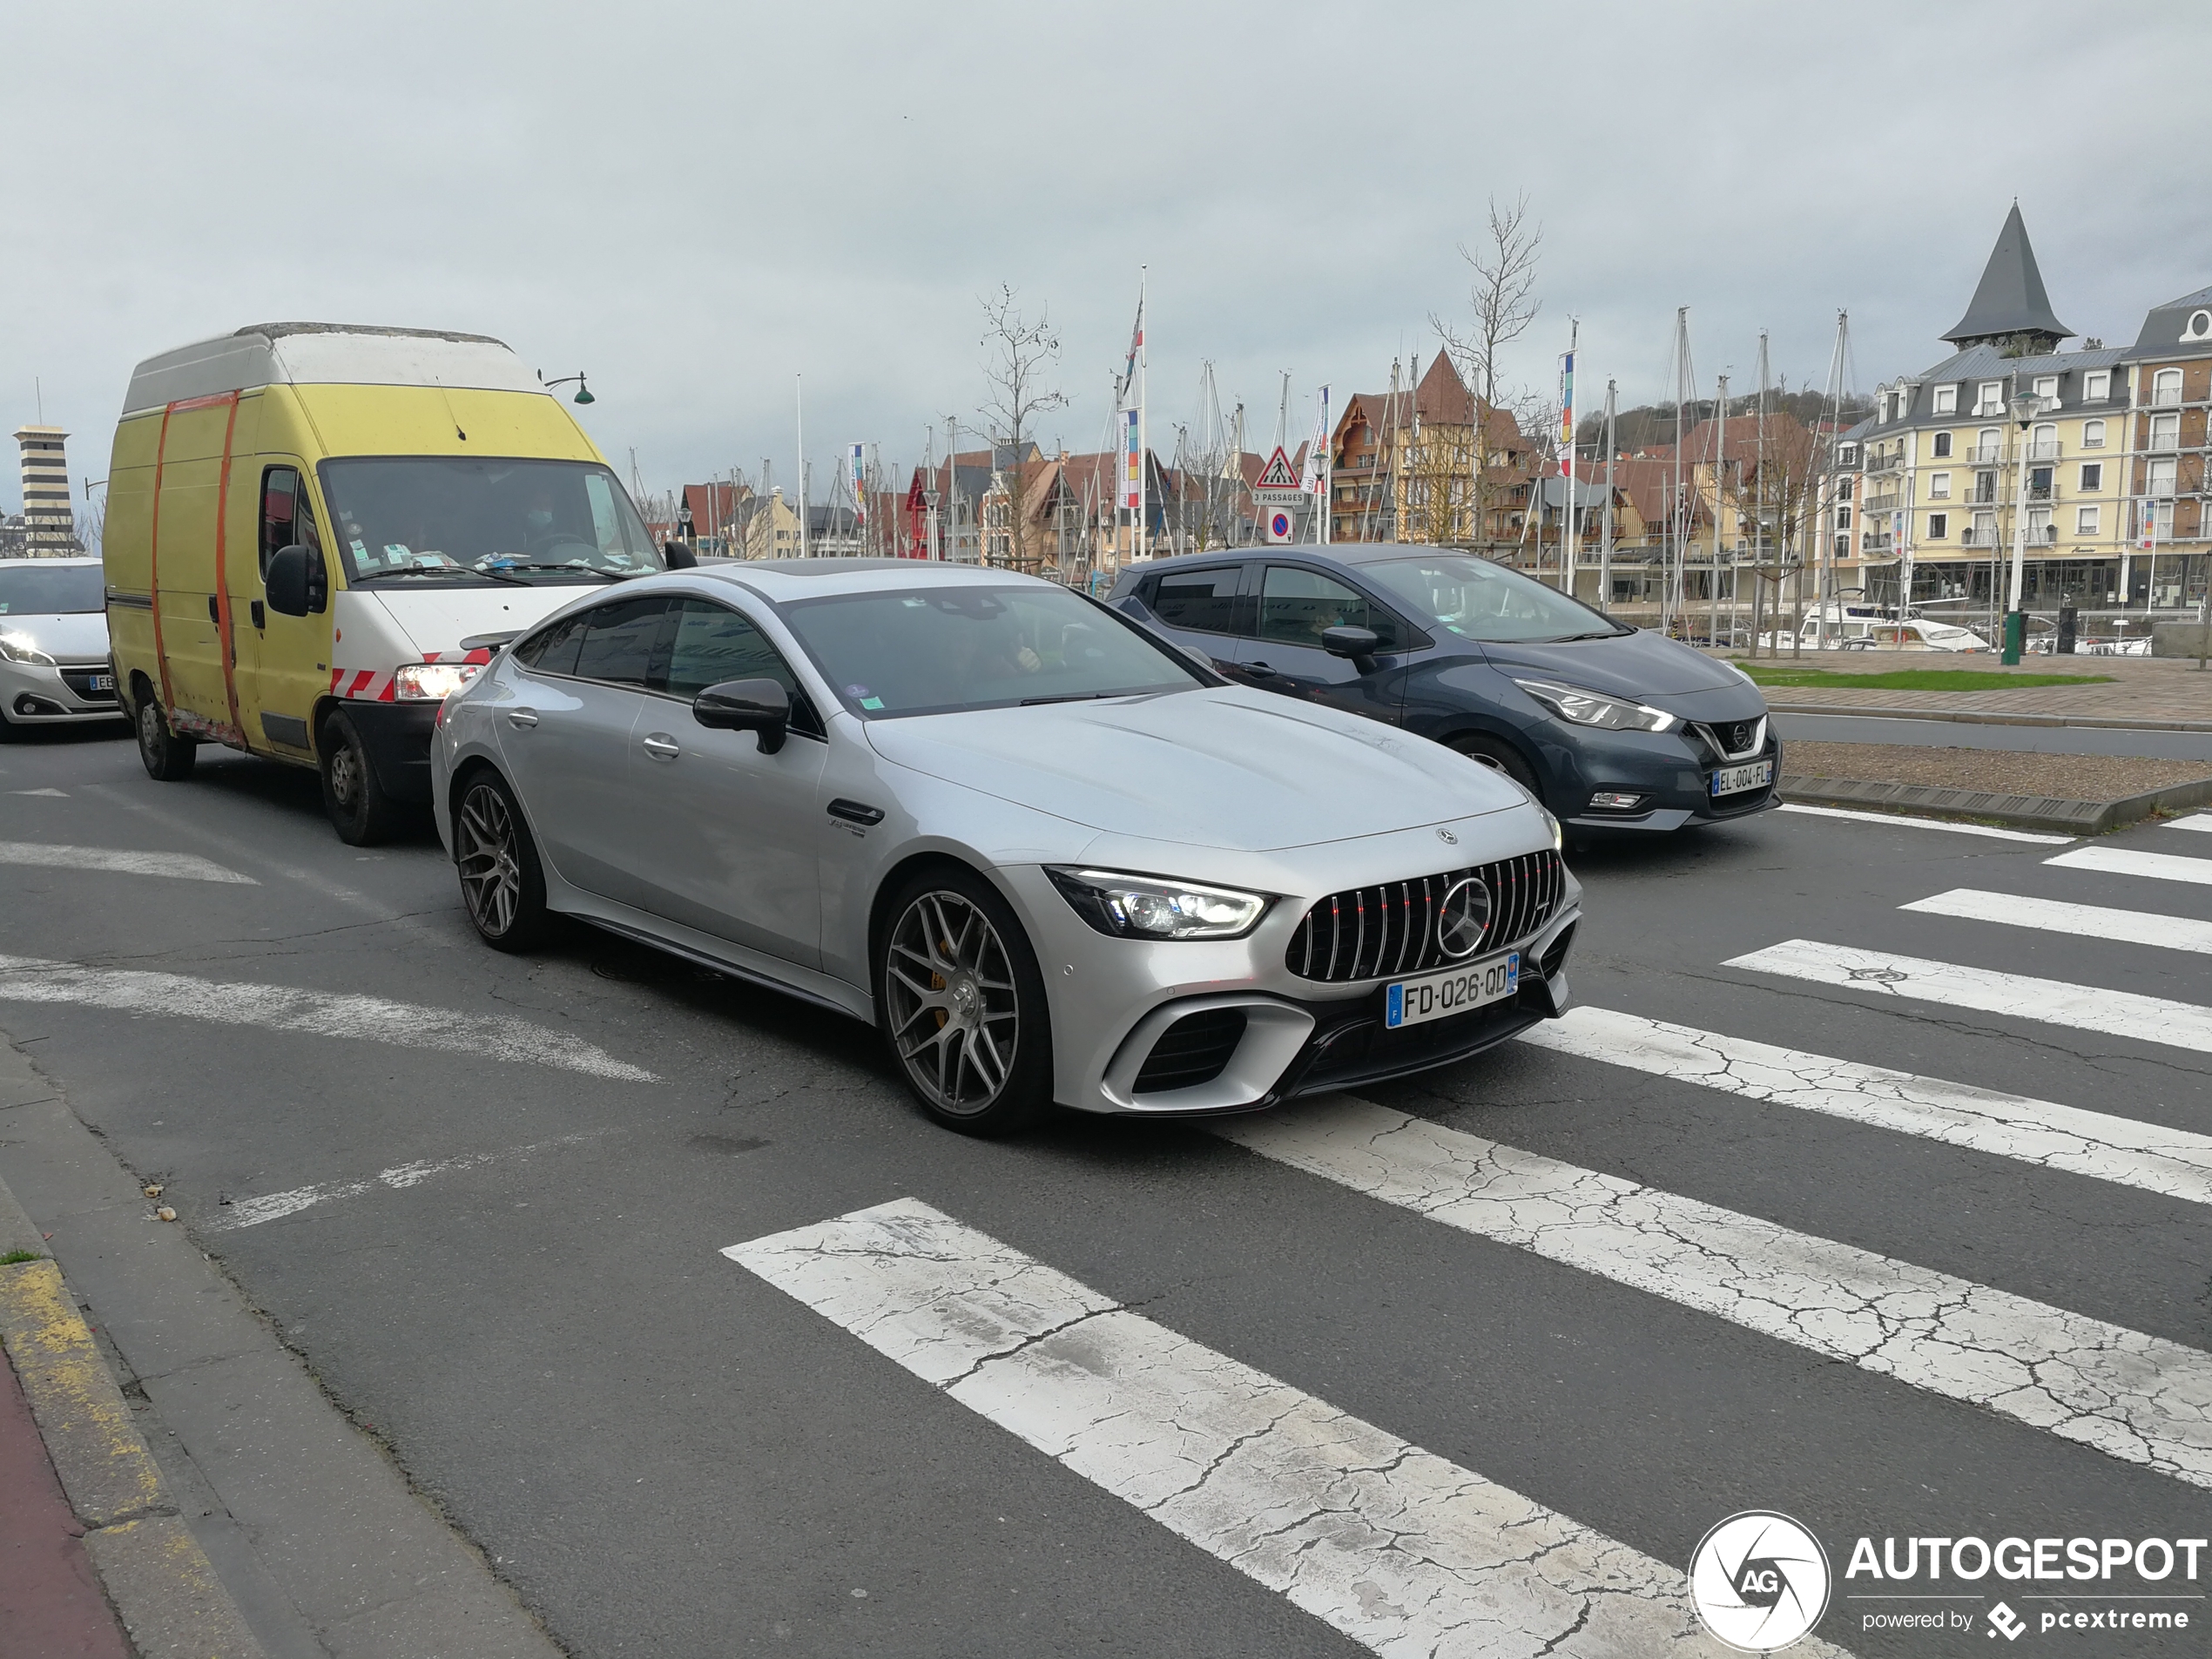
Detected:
left=104, top=322, right=682, bottom=843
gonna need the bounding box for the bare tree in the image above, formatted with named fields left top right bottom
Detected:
left=977, top=285, right=1069, bottom=571
left=1431, top=194, right=1543, bottom=553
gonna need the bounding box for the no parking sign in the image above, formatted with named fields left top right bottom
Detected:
left=1265, top=509, right=1295, bottom=543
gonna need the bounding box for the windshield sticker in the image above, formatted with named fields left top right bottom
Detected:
left=845, top=685, right=872, bottom=698
left=859, top=696, right=885, bottom=711
left=350, top=538, right=368, bottom=557
left=382, top=543, right=411, bottom=563
left=900, top=597, right=926, bottom=607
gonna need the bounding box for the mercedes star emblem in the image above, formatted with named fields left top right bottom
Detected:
left=1435, top=877, right=1491, bottom=959
left=1437, top=827, right=1458, bottom=845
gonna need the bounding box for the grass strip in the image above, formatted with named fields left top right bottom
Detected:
left=1738, top=665, right=2114, bottom=691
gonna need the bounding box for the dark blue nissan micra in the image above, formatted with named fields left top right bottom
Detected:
left=1109, top=543, right=1778, bottom=833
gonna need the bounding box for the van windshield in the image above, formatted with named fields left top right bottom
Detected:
left=317, top=458, right=664, bottom=584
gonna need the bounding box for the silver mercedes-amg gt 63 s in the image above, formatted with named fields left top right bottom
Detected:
left=430, top=560, right=1580, bottom=1135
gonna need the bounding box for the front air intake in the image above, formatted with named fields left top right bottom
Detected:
left=1132, top=1008, right=1248, bottom=1094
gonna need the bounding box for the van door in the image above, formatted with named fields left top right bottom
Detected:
left=235, top=462, right=332, bottom=755
left=150, top=396, right=253, bottom=737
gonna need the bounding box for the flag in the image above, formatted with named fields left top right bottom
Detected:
left=1117, top=295, right=1145, bottom=406
left=848, top=443, right=868, bottom=529
left=1123, top=408, right=1143, bottom=513
left=1558, top=352, right=1576, bottom=482
left=1302, top=387, right=1330, bottom=496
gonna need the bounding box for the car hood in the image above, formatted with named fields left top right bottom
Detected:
left=865, top=687, right=1527, bottom=852
left=0, top=612, right=110, bottom=663
left=355, top=584, right=594, bottom=656
left=1474, top=627, right=1748, bottom=699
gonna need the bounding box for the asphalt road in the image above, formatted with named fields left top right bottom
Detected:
left=1776, top=712, right=2212, bottom=760
left=1, top=722, right=2207, bottom=1657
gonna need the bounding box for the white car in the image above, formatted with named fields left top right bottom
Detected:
left=0, top=557, right=125, bottom=737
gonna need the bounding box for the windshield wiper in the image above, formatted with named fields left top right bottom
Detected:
left=479, top=562, right=626, bottom=581
left=356, top=563, right=529, bottom=588
left=1543, top=629, right=1629, bottom=643
left=1019, top=691, right=1127, bottom=706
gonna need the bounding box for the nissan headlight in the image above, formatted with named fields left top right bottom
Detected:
left=1045, top=868, right=1271, bottom=940
left=392, top=662, right=482, bottom=701
left=0, top=631, right=54, bottom=667
left=1511, top=677, right=1677, bottom=732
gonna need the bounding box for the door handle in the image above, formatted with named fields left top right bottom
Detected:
left=207, top=595, right=220, bottom=624
left=250, top=600, right=266, bottom=630
left=506, top=709, right=539, bottom=729
left=1244, top=661, right=1279, bottom=677
left=641, top=733, right=680, bottom=759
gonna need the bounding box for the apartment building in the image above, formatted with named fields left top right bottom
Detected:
left=1327, top=354, right=1531, bottom=546
left=2120, top=285, right=2212, bottom=614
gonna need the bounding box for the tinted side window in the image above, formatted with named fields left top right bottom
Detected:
left=659, top=599, right=821, bottom=736
left=260, top=466, right=323, bottom=579
left=513, top=610, right=589, bottom=675
left=572, top=597, right=670, bottom=687
left=1150, top=567, right=1243, bottom=634
left=1258, top=566, right=1399, bottom=650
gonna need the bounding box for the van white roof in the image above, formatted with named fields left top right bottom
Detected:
left=122, top=323, right=547, bottom=416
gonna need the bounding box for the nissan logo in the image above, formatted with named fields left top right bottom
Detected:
left=1436, top=877, right=1492, bottom=959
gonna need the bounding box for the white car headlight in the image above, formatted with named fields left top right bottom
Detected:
left=0, top=631, right=55, bottom=667
left=1537, top=806, right=1563, bottom=851
left=1511, top=677, right=1678, bottom=733
left=1045, top=867, right=1271, bottom=940
left=392, top=662, right=482, bottom=701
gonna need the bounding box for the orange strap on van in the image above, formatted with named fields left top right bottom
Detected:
left=147, top=405, right=179, bottom=713
left=209, top=392, right=244, bottom=738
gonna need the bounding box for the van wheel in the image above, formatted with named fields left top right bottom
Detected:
left=319, top=708, right=401, bottom=846
left=136, top=697, right=198, bottom=780
left=1451, top=733, right=1541, bottom=801
left=455, top=772, right=551, bottom=951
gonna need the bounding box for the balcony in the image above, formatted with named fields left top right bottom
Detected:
left=2025, top=440, right=2061, bottom=461
left=2149, top=385, right=2185, bottom=408
left=1959, top=527, right=1999, bottom=547
left=2146, top=430, right=2183, bottom=453
left=1859, top=532, right=1892, bottom=553
left=2027, top=482, right=2055, bottom=502
left=1964, top=443, right=2003, bottom=464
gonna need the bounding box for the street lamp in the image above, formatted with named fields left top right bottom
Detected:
left=537, top=371, right=595, bottom=406
left=2001, top=390, right=2041, bottom=664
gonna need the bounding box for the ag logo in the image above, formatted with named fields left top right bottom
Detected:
left=1688, top=1511, right=1831, bottom=1652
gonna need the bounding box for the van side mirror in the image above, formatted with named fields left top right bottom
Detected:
left=663, top=540, right=698, bottom=570
left=692, top=678, right=788, bottom=753
left=265, top=545, right=326, bottom=617
left=1321, top=624, right=1380, bottom=670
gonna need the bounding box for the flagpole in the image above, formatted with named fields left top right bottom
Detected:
left=1561, top=319, right=1578, bottom=597
left=1137, top=266, right=1149, bottom=562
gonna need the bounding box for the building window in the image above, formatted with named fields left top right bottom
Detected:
left=2076, top=506, right=2100, bottom=536
left=1926, top=512, right=1948, bottom=539
left=2153, top=367, right=2183, bottom=407
left=2151, top=412, right=2181, bottom=449
left=2079, top=462, right=2101, bottom=492
left=2033, top=375, right=2059, bottom=408
left=1932, top=385, right=1958, bottom=415
left=1837, top=443, right=1858, bottom=467
left=2084, top=371, right=2110, bottom=401
left=1932, top=430, right=1952, bottom=457
left=1928, top=472, right=1952, bottom=499
left=1975, top=381, right=2003, bottom=415
left=2081, top=419, right=2106, bottom=448
left=2148, top=456, right=2177, bottom=496
left=1836, top=505, right=1851, bottom=529
left=2030, top=422, right=2058, bottom=460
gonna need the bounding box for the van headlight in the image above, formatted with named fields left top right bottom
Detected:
left=0, top=631, right=55, bottom=667
left=392, top=662, right=482, bottom=701
left=1511, top=677, right=1677, bottom=732
left=1045, top=868, right=1271, bottom=940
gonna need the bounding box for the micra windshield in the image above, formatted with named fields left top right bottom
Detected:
left=317, top=458, right=664, bottom=585
left=1361, top=552, right=1632, bottom=644
left=779, top=583, right=1205, bottom=718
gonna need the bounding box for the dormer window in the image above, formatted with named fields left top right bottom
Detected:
left=1974, top=381, right=2003, bottom=415
left=2033, top=375, right=2059, bottom=408
left=2083, top=370, right=2110, bottom=401
left=1838, top=443, right=1858, bottom=467
left=1932, top=385, right=1958, bottom=415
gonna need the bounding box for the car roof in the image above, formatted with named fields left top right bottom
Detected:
left=685, top=558, right=1066, bottom=603
left=0, top=556, right=103, bottom=568
left=1129, top=543, right=1454, bottom=573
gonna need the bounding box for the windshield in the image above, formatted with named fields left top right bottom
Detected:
left=0, top=564, right=105, bottom=616
left=779, top=583, right=1204, bottom=718
left=1362, top=552, right=1629, bottom=644
left=316, top=457, right=663, bottom=584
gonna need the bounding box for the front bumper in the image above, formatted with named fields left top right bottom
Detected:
left=334, top=700, right=441, bottom=804
left=1551, top=726, right=1783, bottom=833
left=0, top=658, right=125, bottom=727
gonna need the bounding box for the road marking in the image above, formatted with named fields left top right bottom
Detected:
left=1522, top=1007, right=2212, bottom=1205
left=1778, top=803, right=2073, bottom=844
left=2046, top=846, right=2212, bottom=887
left=0, top=955, right=655, bottom=1082
left=1724, top=938, right=2212, bottom=1054
left=212, top=1133, right=607, bottom=1230
left=1902, top=887, right=2212, bottom=955
left=1217, top=1103, right=2212, bottom=1489
left=2167, top=814, right=2212, bottom=833
left=9, top=787, right=68, bottom=798
left=727, top=1198, right=1780, bottom=1659
left=0, top=840, right=256, bottom=884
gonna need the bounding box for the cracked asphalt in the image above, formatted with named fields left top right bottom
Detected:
left=0, top=727, right=2207, bottom=1657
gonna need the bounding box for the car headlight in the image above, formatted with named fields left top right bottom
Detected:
left=1537, top=806, right=1563, bottom=851
left=0, top=631, right=55, bottom=667
left=1045, top=867, right=1271, bottom=940
left=1511, top=677, right=1677, bottom=732
left=392, top=662, right=482, bottom=701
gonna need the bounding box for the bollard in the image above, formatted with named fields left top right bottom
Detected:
left=2002, top=610, right=2025, bottom=665
left=2056, top=604, right=2078, bottom=655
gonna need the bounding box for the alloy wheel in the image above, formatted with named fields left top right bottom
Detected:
left=457, top=784, right=523, bottom=937
left=884, top=890, right=1021, bottom=1116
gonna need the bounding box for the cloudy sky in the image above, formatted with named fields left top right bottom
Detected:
left=7, top=2, right=2211, bottom=517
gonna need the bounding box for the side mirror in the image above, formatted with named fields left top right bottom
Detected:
left=1321, top=624, right=1380, bottom=669
left=692, top=678, right=788, bottom=753
left=663, top=540, right=698, bottom=570
left=265, top=544, right=326, bottom=617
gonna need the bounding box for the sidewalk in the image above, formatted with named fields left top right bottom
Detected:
left=1719, top=651, right=2212, bottom=730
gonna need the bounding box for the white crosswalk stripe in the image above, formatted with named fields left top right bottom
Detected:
left=1521, top=1007, right=2212, bottom=1205
left=1900, top=887, right=2212, bottom=954
left=1778, top=803, right=2073, bottom=843
left=2047, top=845, right=2212, bottom=887
left=726, top=1198, right=1808, bottom=1659
left=2166, top=813, right=2212, bottom=833
left=0, top=840, right=256, bottom=884
left=1216, top=1100, right=2212, bottom=1488
left=1723, top=938, right=2212, bottom=1053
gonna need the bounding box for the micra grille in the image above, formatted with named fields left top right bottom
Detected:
left=1287, top=850, right=1565, bottom=983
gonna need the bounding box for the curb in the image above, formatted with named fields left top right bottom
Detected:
left=1767, top=702, right=2212, bottom=733
left=0, top=1184, right=267, bottom=1659
left=1779, top=773, right=2212, bottom=836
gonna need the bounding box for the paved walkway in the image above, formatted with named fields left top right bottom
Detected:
left=1721, top=651, right=2212, bottom=727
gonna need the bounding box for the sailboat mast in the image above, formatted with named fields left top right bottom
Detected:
left=1602, top=380, right=1616, bottom=612
left=1710, top=373, right=1728, bottom=649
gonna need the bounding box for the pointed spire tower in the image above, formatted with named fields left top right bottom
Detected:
left=1942, top=202, right=2073, bottom=355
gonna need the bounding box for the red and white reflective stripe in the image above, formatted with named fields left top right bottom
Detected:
left=328, top=668, right=397, bottom=702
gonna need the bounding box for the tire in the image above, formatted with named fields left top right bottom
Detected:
left=0, top=707, right=18, bottom=745
left=319, top=707, right=403, bottom=846
left=454, top=770, right=552, bottom=952
left=1450, top=732, right=1541, bottom=802
left=875, top=865, right=1055, bottom=1136
left=135, top=693, right=197, bottom=780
